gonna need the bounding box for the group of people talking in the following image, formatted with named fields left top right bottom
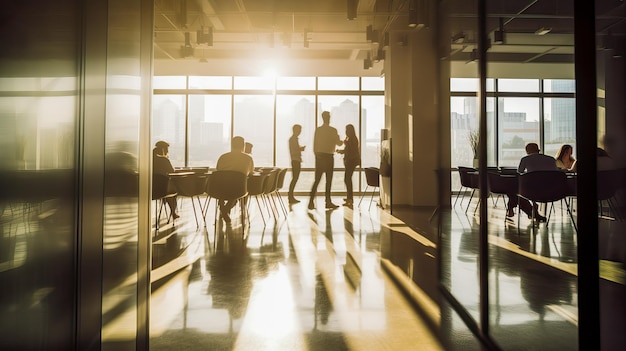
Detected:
left=502, top=141, right=616, bottom=222
left=152, top=110, right=361, bottom=224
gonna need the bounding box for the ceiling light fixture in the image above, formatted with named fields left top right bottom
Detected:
left=347, top=0, right=357, bottom=20
left=493, top=18, right=504, bottom=44
left=408, top=0, right=418, bottom=28
left=196, top=26, right=213, bottom=46
left=535, top=27, right=552, bottom=35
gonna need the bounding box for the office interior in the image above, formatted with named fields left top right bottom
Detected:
left=0, top=0, right=624, bottom=350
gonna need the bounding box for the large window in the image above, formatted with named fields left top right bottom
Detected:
left=450, top=78, right=576, bottom=189
left=152, top=76, right=384, bottom=193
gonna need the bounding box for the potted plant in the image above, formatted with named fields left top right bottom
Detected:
left=468, top=129, right=479, bottom=168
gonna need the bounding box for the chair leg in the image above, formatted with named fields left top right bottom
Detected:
left=359, top=185, right=370, bottom=206
left=465, top=189, right=475, bottom=213
left=563, top=200, right=578, bottom=233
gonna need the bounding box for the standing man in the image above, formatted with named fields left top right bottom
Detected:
left=308, top=111, right=343, bottom=210
left=216, top=136, right=255, bottom=222
left=288, top=124, right=305, bottom=204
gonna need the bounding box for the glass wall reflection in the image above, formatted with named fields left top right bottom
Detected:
left=0, top=2, right=79, bottom=349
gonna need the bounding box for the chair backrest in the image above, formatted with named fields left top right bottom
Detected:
left=275, top=168, right=288, bottom=190
left=247, top=173, right=268, bottom=196
left=263, top=169, right=279, bottom=194
left=487, top=171, right=517, bottom=195
left=207, top=170, right=248, bottom=200
left=458, top=166, right=477, bottom=188
left=499, top=167, right=519, bottom=175
left=518, top=170, right=567, bottom=203
left=364, top=167, right=380, bottom=187
left=172, top=173, right=206, bottom=197
left=152, top=173, right=173, bottom=200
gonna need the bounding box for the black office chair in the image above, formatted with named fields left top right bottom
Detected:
left=359, top=167, right=380, bottom=210
left=518, top=170, right=576, bottom=233
left=487, top=171, right=518, bottom=213
left=454, top=166, right=478, bottom=208
left=597, top=169, right=623, bottom=220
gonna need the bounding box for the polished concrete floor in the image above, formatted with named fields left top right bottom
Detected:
left=148, top=195, right=445, bottom=351
left=145, top=190, right=626, bottom=351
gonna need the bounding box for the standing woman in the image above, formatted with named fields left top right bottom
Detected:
left=555, top=144, right=576, bottom=171
left=338, top=124, right=361, bottom=208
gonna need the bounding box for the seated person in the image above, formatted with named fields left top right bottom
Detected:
left=215, top=136, right=255, bottom=222
left=153, top=140, right=179, bottom=219
left=507, top=143, right=558, bottom=221
left=244, top=142, right=253, bottom=155
left=554, top=144, right=576, bottom=172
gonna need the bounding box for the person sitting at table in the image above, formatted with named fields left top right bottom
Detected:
left=153, top=140, right=179, bottom=219
left=554, top=144, right=576, bottom=172
left=216, top=136, right=255, bottom=223
left=506, top=142, right=558, bottom=221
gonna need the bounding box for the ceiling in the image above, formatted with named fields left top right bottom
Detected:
left=153, top=0, right=626, bottom=75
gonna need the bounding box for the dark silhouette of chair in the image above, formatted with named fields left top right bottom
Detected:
left=206, top=171, right=249, bottom=227
left=246, top=173, right=269, bottom=226
left=359, top=167, right=380, bottom=209
left=171, top=173, right=207, bottom=228
left=269, top=168, right=288, bottom=216
left=454, top=166, right=477, bottom=208
left=455, top=167, right=480, bottom=213
left=597, top=169, right=623, bottom=220
left=487, top=171, right=518, bottom=212
left=152, top=173, right=177, bottom=231
left=518, top=170, right=576, bottom=233
left=261, top=168, right=280, bottom=218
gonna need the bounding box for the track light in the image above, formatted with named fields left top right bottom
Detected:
left=408, top=0, right=418, bottom=28
left=347, top=0, right=357, bottom=20
left=366, top=25, right=374, bottom=41
left=374, top=48, right=385, bottom=62
left=493, top=17, right=505, bottom=44
left=196, top=26, right=213, bottom=46
left=363, top=52, right=373, bottom=69
left=181, top=32, right=194, bottom=57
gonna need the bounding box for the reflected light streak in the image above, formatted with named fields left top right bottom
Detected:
left=236, top=265, right=301, bottom=341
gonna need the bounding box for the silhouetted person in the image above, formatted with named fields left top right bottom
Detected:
left=153, top=140, right=179, bottom=219
left=288, top=124, right=305, bottom=204
left=244, top=142, right=253, bottom=155
left=337, top=124, right=360, bottom=208
left=506, top=142, right=556, bottom=221
left=216, top=136, right=254, bottom=223
left=308, top=111, right=343, bottom=210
